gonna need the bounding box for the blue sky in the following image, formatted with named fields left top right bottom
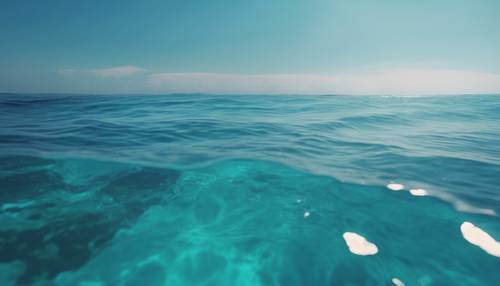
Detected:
left=1, top=0, right=500, bottom=94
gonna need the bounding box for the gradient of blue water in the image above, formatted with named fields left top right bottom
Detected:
left=0, top=94, right=499, bottom=285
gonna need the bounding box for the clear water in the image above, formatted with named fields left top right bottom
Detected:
left=0, top=94, right=499, bottom=285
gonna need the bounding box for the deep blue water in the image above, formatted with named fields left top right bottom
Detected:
left=0, top=93, right=499, bottom=285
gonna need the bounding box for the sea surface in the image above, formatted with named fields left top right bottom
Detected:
left=0, top=93, right=499, bottom=286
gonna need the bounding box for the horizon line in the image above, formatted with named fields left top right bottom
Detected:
left=2, top=91, right=500, bottom=97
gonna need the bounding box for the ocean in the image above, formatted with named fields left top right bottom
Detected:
left=0, top=93, right=499, bottom=285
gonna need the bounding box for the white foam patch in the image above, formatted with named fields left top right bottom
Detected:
left=387, top=183, right=405, bottom=191
left=460, top=222, right=500, bottom=257
left=392, top=278, right=405, bottom=286
left=304, top=211, right=310, bottom=218
left=342, top=232, right=378, bottom=255
left=409, top=188, right=428, bottom=196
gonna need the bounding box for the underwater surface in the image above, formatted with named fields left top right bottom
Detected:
left=0, top=93, right=499, bottom=285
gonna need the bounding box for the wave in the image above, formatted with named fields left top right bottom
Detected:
left=1, top=93, right=499, bottom=285
left=1, top=156, right=499, bottom=285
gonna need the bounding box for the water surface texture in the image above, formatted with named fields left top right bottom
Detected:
left=1, top=94, right=499, bottom=285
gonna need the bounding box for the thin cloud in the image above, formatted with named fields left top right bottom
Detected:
left=146, top=69, right=500, bottom=95
left=57, top=67, right=500, bottom=95
left=58, top=65, right=149, bottom=78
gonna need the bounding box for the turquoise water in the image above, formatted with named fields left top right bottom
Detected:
left=0, top=94, right=499, bottom=285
